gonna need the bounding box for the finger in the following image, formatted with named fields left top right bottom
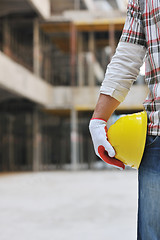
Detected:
left=98, top=145, right=125, bottom=170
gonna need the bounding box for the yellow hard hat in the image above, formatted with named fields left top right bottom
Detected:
left=108, top=111, right=147, bottom=169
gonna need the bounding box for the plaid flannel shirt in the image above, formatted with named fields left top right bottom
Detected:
left=120, top=0, right=160, bottom=135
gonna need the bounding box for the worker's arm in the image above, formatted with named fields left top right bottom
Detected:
left=92, top=94, right=120, bottom=122
left=89, top=43, right=146, bottom=171
left=89, top=42, right=146, bottom=170
left=89, top=0, right=147, bottom=169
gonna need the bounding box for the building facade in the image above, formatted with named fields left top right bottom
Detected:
left=0, top=0, right=148, bottom=171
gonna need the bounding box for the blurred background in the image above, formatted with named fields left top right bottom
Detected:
left=0, top=0, right=147, bottom=172
left=0, top=0, right=146, bottom=239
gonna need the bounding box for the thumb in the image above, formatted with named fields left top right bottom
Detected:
left=104, top=140, right=116, bottom=158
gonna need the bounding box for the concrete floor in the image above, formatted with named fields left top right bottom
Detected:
left=0, top=170, right=138, bottom=240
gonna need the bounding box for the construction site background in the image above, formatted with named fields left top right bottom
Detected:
left=0, top=0, right=148, bottom=171
left=0, top=2, right=143, bottom=239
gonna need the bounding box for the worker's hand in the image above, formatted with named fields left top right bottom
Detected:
left=89, top=118, right=125, bottom=170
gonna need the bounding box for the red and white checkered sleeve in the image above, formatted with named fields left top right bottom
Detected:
left=120, top=0, right=146, bottom=47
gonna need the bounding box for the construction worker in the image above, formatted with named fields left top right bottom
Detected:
left=89, top=0, right=160, bottom=239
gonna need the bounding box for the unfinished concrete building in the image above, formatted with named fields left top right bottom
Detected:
left=0, top=0, right=148, bottom=171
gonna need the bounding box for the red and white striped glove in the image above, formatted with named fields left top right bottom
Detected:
left=89, top=118, right=125, bottom=170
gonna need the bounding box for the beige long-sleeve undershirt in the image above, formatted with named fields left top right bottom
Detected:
left=100, top=42, right=146, bottom=102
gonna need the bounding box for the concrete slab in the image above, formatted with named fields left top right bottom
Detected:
left=0, top=51, right=54, bottom=107
left=0, top=170, right=138, bottom=240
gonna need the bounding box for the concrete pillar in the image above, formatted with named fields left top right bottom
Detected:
left=26, top=114, right=33, bottom=169
left=8, top=115, right=14, bottom=171
left=32, top=110, right=41, bottom=171
left=70, top=108, right=79, bottom=170
left=33, top=18, right=41, bottom=77
left=2, top=18, right=11, bottom=56
left=44, top=37, right=51, bottom=83
left=77, top=32, right=84, bottom=86
left=74, top=0, right=80, bottom=9
left=88, top=32, right=95, bottom=86
left=70, top=23, right=77, bottom=86
left=109, top=24, right=115, bottom=60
